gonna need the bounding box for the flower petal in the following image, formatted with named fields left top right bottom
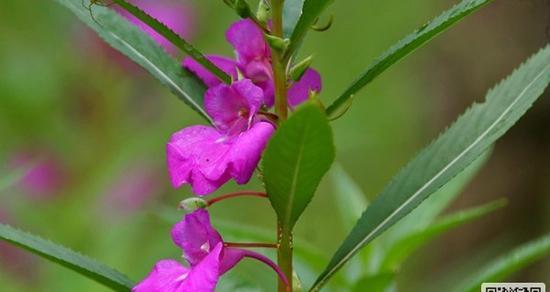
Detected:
left=226, top=19, right=269, bottom=64
left=183, top=243, right=223, bottom=292
left=183, top=55, right=238, bottom=87
left=204, top=79, right=263, bottom=132
left=171, top=209, right=223, bottom=266
left=287, top=68, right=322, bottom=107
left=229, top=122, right=275, bottom=184
left=132, top=259, right=190, bottom=292
left=167, top=126, right=231, bottom=195
left=239, top=61, right=275, bottom=107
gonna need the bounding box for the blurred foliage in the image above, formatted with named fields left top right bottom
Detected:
left=0, top=0, right=548, bottom=291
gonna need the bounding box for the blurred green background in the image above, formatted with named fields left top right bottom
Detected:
left=0, top=0, right=549, bottom=291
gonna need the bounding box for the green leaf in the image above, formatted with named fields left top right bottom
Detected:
left=283, top=0, right=305, bottom=38
left=326, top=0, right=495, bottom=119
left=56, top=0, right=212, bottom=123
left=110, top=0, right=231, bottom=84
left=285, top=0, right=334, bottom=58
left=263, top=103, right=335, bottom=229
left=382, top=150, right=490, bottom=247
left=0, top=223, right=134, bottom=291
left=456, top=233, right=550, bottom=292
left=381, top=199, right=506, bottom=271
left=311, top=46, right=550, bottom=291
left=351, top=272, right=395, bottom=292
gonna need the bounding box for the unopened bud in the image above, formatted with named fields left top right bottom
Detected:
left=289, top=55, right=314, bottom=81
left=178, top=197, right=208, bottom=212
left=308, top=91, right=326, bottom=112
left=256, top=0, right=270, bottom=25
left=265, top=34, right=289, bottom=53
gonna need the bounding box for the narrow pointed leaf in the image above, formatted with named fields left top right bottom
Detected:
left=111, top=0, right=231, bottom=84
left=456, top=233, right=550, bottom=292
left=286, top=0, right=334, bottom=58
left=382, top=150, right=490, bottom=246
left=381, top=199, right=506, bottom=271
left=55, top=0, right=212, bottom=123
left=0, top=223, right=134, bottom=291
left=311, top=46, right=550, bottom=291
left=326, top=0, right=495, bottom=118
left=263, top=103, right=335, bottom=229
left=283, top=0, right=305, bottom=38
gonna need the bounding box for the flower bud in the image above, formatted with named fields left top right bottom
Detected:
left=178, top=197, right=208, bottom=212
left=289, top=55, right=314, bottom=81
left=265, top=34, right=289, bottom=53
left=256, top=0, right=270, bottom=25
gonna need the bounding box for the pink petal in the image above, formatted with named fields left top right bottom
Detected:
left=183, top=243, right=223, bottom=292
left=166, top=126, right=232, bottom=196
left=132, top=259, right=190, bottom=292
left=229, top=122, right=275, bottom=184
left=204, top=79, right=263, bottom=132
left=171, top=209, right=223, bottom=267
left=133, top=244, right=223, bottom=292
left=226, top=19, right=270, bottom=64
left=239, top=60, right=275, bottom=107
left=183, top=55, right=238, bottom=87
left=287, top=68, right=322, bottom=107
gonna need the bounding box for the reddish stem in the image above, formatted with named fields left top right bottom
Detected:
left=224, top=242, right=279, bottom=249
left=206, top=191, right=268, bottom=206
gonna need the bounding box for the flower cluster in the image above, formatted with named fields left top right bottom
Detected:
left=136, top=17, right=323, bottom=292
left=169, top=19, right=322, bottom=195
left=133, top=209, right=287, bottom=292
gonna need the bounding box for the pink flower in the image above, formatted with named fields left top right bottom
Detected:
left=183, top=19, right=322, bottom=108
left=167, top=79, right=274, bottom=195
left=133, top=209, right=287, bottom=292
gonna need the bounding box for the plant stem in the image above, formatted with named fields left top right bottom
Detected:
left=206, top=191, right=268, bottom=206
left=270, top=0, right=288, bottom=121
left=277, top=222, right=293, bottom=292
left=224, top=242, right=278, bottom=248
left=270, top=0, right=292, bottom=290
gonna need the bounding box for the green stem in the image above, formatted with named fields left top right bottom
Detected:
left=271, top=0, right=288, bottom=121
left=277, top=222, right=293, bottom=292
left=111, top=0, right=231, bottom=84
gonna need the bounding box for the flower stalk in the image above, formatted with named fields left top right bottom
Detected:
left=206, top=191, right=268, bottom=206
left=270, top=0, right=288, bottom=121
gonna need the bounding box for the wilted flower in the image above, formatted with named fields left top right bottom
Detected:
left=133, top=209, right=287, bottom=292
left=167, top=79, right=274, bottom=195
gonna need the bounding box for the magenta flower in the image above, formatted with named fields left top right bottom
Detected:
left=133, top=209, right=287, bottom=292
left=167, top=79, right=274, bottom=195
left=117, top=0, right=196, bottom=54
left=183, top=19, right=322, bottom=108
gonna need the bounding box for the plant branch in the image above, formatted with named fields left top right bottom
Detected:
left=270, top=0, right=288, bottom=121
left=206, top=191, right=268, bottom=206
